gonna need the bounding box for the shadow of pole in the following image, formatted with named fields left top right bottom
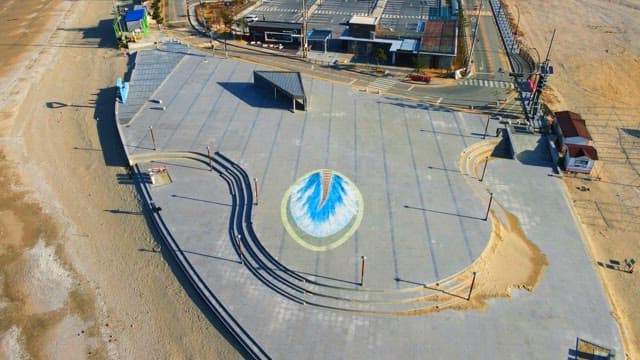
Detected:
left=404, top=204, right=485, bottom=221
left=395, top=278, right=468, bottom=301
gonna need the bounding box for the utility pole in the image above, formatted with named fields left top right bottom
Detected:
left=466, top=0, right=483, bottom=71
left=527, top=29, right=555, bottom=124
left=301, top=0, right=308, bottom=58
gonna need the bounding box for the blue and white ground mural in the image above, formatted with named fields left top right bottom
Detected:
left=281, top=169, right=364, bottom=251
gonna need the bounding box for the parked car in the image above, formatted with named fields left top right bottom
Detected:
left=244, top=14, right=259, bottom=23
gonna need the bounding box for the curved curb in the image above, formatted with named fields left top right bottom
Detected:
left=130, top=152, right=488, bottom=315
left=133, top=161, right=271, bottom=360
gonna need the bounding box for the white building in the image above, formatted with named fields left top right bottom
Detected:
left=564, top=143, right=598, bottom=174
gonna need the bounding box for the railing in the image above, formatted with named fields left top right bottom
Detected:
left=488, top=0, right=519, bottom=55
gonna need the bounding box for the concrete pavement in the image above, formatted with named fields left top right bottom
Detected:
left=115, top=43, right=623, bottom=358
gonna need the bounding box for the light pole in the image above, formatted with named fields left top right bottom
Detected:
left=360, top=256, right=367, bottom=286
left=236, top=234, right=243, bottom=264
left=466, top=0, right=483, bottom=71
left=253, top=178, right=259, bottom=206
left=484, top=192, right=493, bottom=221
left=483, top=115, right=491, bottom=139
left=467, top=271, right=477, bottom=300
left=149, top=126, right=156, bottom=151
left=300, top=0, right=308, bottom=58
left=479, top=157, right=489, bottom=182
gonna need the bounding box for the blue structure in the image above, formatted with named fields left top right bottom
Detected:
left=116, top=77, right=129, bottom=104
left=124, top=8, right=147, bottom=34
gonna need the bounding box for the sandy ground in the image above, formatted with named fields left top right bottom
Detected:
left=0, top=0, right=242, bottom=358
left=503, top=0, right=640, bottom=358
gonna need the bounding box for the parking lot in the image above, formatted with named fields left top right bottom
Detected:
left=249, top=0, right=449, bottom=35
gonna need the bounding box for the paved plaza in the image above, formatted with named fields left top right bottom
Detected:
left=116, top=43, right=623, bottom=358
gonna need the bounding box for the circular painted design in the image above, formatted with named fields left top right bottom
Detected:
left=281, top=169, right=364, bottom=251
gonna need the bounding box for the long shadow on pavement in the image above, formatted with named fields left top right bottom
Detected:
left=219, top=82, right=292, bottom=110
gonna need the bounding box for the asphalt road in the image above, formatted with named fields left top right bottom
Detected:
left=465, top=0, right=511, bottom=81
left=165, top=0, right=188, bottom=26
left=220, top=43, right=517, bottom=111
left=168, top=0, right=522, bottom=116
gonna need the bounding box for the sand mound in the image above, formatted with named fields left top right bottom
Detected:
left=401, top=205, right=549, bottom=315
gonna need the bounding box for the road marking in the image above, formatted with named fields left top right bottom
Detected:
left=368, top=78, right=397, bottom=92
left=437, top=97, right=443, bottom=104
left=459, top=79, right=515, bottom=89
left=349, top=79, right=357, bottom=85
left=408, top=85, right=415, bottom=91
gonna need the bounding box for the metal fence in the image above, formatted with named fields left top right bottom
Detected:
left=488, top=0, right=519, bottom=55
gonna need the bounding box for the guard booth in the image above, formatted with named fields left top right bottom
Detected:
left=253, top=71, right=307, bottom=112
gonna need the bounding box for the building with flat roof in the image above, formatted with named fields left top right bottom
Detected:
left=247, top=21, right=303, bottom=44
left=338, top=10, right=457, bottom=68
left=417, top=19, right=457, bottom=68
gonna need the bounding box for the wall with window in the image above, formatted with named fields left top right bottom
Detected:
left=565, top=155, right=595, bottom=173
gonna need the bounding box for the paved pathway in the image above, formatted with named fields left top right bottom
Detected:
left=116, top=43, right=623, bottom=359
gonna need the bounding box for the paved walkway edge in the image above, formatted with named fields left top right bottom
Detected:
left=114, top=88, right=269, bottom=358
left=133, top=162, right=270, bottom=359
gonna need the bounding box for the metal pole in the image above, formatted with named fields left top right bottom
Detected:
left=237, top=234, right=243, bottom=264
left=301, top=0, right=308, bottom=58
left=544, top=29, right=556, bottom=63
left=467, top=271, right=477, bottom=300
left=360, top=256, right=366, bottom=286
left=253, top=178, right=259, bottom=206
left=479, top=157, right=489, bottom=182
left=530, top=46, right=541, bottom=90
left=484, top=193, right=493, bottom=220
left=483, top=116, right=491, bottom=139
left=149, top=126, right=156, bottom=151
left=207, top=146, right=212, bottom=171
left=467, top=0, right=483, bottom=70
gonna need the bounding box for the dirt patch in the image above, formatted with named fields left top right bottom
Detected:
left=399, top=206, right=548, bottom=315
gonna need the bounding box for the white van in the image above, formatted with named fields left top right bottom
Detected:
left=244, top=14, right=259, bottom=23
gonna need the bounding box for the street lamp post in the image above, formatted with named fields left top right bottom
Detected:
left=360, top=256, right=367, bottom=286
left=484, top=192, right=493, bottom=221
left=479, top=157, right=489, bottom=182
left=467, top=271, right=477, bottom=300
left=236, top=234, right=243, bottom=264
left=149, top=126, right=157, bottom=151
left=466, top=0, right=483, bottom=71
